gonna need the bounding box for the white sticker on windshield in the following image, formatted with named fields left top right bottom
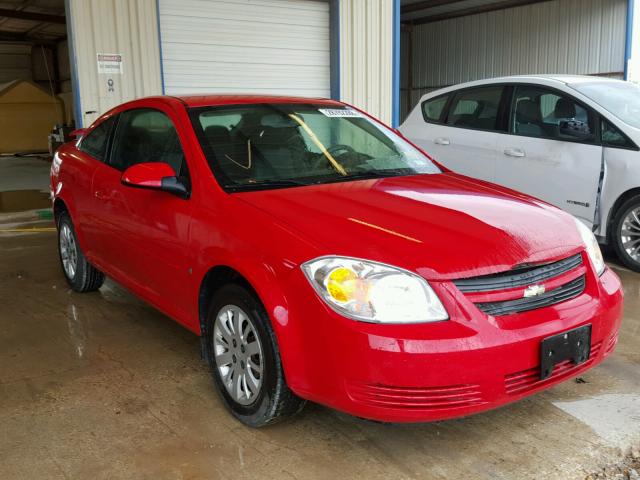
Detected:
left=318, top=108, right=363, bottom=118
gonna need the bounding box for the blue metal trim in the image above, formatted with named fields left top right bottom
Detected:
left=625, top=0, right=635, bottom=80
left=392, top=0, right=401, bottom=127
left=64, top=0, right=84, bottom=128
left=156, top=0, right=166, bottom=94
left=329, top=0, right=340, bottom=100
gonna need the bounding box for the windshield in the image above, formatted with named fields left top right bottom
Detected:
left=189, top=103, right=441, bottom=192
left=572, top=81, right=640, bottom=129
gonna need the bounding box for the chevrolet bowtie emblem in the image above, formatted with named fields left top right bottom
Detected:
left=523, top=284, right=546, bottom=298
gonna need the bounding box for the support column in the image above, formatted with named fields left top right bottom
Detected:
left=339, top=0, right=398, bottom=126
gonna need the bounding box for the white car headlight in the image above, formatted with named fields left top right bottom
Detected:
left=574, top=218, right=605, bottom=276
left=301, top=256, right=448, bottom=324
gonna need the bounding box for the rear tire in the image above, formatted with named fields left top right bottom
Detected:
left=57, top=212, right=105, bottom=292
left=611, top=195, right=640, bottom=272
left=204, top=283, right=305, bottom=427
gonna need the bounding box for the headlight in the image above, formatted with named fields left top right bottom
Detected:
left=301, top=256, right=448, bottom=323
left=574, top=218, right=605, bottom=276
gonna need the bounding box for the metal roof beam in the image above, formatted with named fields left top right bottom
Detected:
left=0, top=8, right=65, bottom=25
left=402, top=0, right=467, bottom=15
left=0, top=30, right=64, bottom=43
left=408, top=0, right=553, bottom=24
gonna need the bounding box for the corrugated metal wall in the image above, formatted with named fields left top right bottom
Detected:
left=402, top=0, right=627, bottom=119
left=340, top=0, right=394, bottom=125
left=67, top=0, right=162, bottom=127
left=66, top=0, right=397, bottom=127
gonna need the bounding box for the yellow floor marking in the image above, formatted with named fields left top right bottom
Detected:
left=0, top=227, right=57, bottom=233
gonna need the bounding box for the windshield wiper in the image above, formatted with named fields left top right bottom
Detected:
left=225, top=179, right=310, bottom=192
left=336, top=169, right=414, bottom=182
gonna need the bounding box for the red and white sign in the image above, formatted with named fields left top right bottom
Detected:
left=97, top=53, right=123, bottom=75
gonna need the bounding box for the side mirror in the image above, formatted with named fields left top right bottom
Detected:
left=559, top=120, right=592, bottom=140
left=121, top=162, right=190, bottom=199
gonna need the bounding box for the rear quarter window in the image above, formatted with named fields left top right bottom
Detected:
left=78, top=116, right=116, bottom=161
left=601, top=118, right=638, bottom=150
left=421, top=95, right=449, bottom=123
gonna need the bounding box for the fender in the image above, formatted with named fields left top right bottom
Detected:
left=51, top=144, right=97, bottom=254
left=52, top=184, right=91, bottom=252
left=194, top=247, right=313, bottom=396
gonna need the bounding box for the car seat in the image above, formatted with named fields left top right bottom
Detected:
left=515, top=100, right=544, bottom=136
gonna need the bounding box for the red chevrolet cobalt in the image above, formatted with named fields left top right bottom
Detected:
left=51, top=95, right=623, bottom=427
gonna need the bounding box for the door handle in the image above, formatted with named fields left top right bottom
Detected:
left=504, top=148, right=526, bottom=158
left=94, top=190, right=111, bottom=201
left=434, top=137, right=450, bottom=146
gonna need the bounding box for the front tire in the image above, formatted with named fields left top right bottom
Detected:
left=611, top=195, right=640, bottom=272
left=205, top=284, right=305, bottom=427
left=57, top=212, right=105, bottom=292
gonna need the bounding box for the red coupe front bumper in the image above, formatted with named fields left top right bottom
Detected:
left=283, top=265, right=623, bottom=423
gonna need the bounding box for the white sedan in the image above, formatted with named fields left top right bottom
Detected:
left=400, top=75, right=640, bottom=271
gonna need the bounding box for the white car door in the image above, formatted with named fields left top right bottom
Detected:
left=494, top=84, right=602, bottom=227
left=401, top=85, right=507, bottom=183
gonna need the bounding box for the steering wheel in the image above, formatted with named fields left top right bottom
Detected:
left=313, top=144, right=357, bottom=171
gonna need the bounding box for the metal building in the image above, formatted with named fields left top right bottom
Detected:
left=65, top=0, right=399, bottom=128
left=0, top=0, right=636, bottom=132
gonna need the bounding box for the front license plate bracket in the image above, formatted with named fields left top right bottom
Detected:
left=540, top=324, right=592, bottom=380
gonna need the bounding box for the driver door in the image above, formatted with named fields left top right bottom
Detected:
left=91, top=105, right=194, bottom=323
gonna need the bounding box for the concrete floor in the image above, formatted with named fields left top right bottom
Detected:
left=1, top=156, right=639, bottom=480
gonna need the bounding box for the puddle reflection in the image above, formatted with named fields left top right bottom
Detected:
left=66, top=304, right=87, bottom=360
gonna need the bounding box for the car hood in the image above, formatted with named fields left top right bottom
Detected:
left=235, top=173, right=584, bottom=280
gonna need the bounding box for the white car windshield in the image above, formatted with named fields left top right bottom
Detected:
left=572, top=81, right=640, bottom=129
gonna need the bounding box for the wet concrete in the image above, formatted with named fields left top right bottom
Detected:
left=1, top=157, right=639, bottom=479
left=0, top=236, right=638, bottom=479
left=0, top=155, right=51, bottom=192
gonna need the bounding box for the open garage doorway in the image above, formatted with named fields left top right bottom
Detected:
left=400, top=0, right=629, bottom=122
left=0, top=1, right=72, bottom=221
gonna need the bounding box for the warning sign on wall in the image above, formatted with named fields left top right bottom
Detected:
left=97, top=54, right=123, bottom=75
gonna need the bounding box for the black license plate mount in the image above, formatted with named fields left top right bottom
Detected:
left=540, top=324, right=592, bottom=380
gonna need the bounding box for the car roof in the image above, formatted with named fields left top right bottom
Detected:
left=420, top=74, right=624, bottom=98
left=489, top=74, right=622, bottom=85
left=170, top=94, right=342, bottom=108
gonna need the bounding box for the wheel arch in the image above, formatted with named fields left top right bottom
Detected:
left=52, top=193, right=86, bottom=244
left=53, top=197, right=69, bottom=224
left=606, top=187, right=640, bottom=241
left=196, top=259, right=307, bottom=393
left=198, top=265, right=261, bottom=336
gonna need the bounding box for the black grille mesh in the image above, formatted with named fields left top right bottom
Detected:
left=475, top=275, right=585, bottom=316
left=453, top=254, right=583, bottom=293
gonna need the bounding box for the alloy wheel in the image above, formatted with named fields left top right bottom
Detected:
left=621, top=207, right=640, bottom=262
left=59, top=224, right=78, bottom=279
left=213, top=305, right=264, bottom=405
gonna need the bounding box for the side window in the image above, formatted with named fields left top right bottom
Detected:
left=421, top=95, right=448, bottom=123
left=511, top=86, right=594, bottom=141
left=602, top=119, right=635, bottom=149
left=78, top=116, right=116, bottom=161
left=446, top=86, right=503, bottom=131
left=110, top=108, right=186, bottom=176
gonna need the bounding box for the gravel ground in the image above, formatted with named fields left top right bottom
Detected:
left=586, top=448, right=640, bottom=479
